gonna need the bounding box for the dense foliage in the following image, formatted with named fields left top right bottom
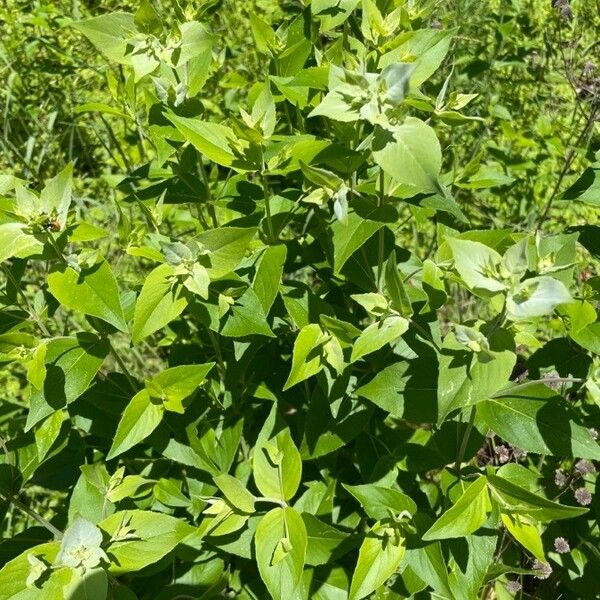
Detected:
left=1, top=1, right=599, bottom=599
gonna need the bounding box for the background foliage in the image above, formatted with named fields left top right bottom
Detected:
left=0, top=0, right=599, bottom=599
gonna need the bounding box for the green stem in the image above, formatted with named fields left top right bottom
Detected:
left=454, top=406, right=476, bottom=474
left=109, top=342, right=138, bottom=392
left=377, top=168, right=385, bottom=291
left=0, top=492, right=63, bottom=539
left=261, top=171, right=275, bottom=244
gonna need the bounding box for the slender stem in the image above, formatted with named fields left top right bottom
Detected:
left=377, top=168, right=385, bottom=292
left=108, top=342, right=138, bottom=392
left=198, top=159, right=218, bottom=228
left=1, top=264, right=51, bottom=337
left=0, top=492, right=63, bottom=539
left=261, top=171, right=275, bottom=244
left=454, top=406, right=476, bottom=474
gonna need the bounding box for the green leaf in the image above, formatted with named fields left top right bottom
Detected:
left=479, top=384, right=600, bottom=460
left=107, top=390, right=164, bottom=459
left=254, top=405, right=302, bottom=501
left=40, top=163, right=73, bottom=229
left=423, top=477, right=491, bottom=541
left=26, top=334, right=109, bottom=430
left=506, top=276, right=572, bottom=321
left=372, top=118, right=442, bottom=194
left=255, top=507, right=307, bottom=600
left=213, top=474, right=256, bottom=513
left=501, top=512, right=544, bottom=561
left=48, top=260, right=127, bottom=332
left=253, top=245, right=287, bottom=313
left=385, top=251, right=413, bottom=317
left=72, top=12, right=136, bottom=64
left=349, top=521, right=406, bottom=600
left=0, top=222, right=43, bottom=262
left=351, top=316, right=408, bottom=362
left=99, top=510, right=195, bottom=574
left=343, top=484, right=417, bottom=521
left=284, top=324, right=328, bottom=390
left=132, top=263, right=188, bottom=344
left=196, top=227, right=257, bottom=278
left=447, top=238, right=506, bottom=295
left=145, top=363, right=214, bottom=413
left=57, top=517, right=107, bottom=569
left=488, top=475, right=587, bottom=521
left=302, top=514, right=350, bottom=566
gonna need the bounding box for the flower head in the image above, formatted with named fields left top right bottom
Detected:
left=495, top=445, right=510, bottom=464
left=555, top=469, right=567, bottom=487
left=575, top=460, right=596, bottom=476
left=575, top=488, right=592, bottom=506
left=533, top=560, right=552, bottom=579
left=554, top=537, right=570, bottom=553
left=506, top=580, right=522, bottom=593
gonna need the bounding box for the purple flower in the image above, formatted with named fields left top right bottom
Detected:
left=590, top=428, right=598, bottom=441
left=533, top=560, right=552, bottom=579
left=555, top=469, right=567, bottom=487
left=495, top=445, right=510, bottom=464
left=554, top=537, right=570, bottom=553
left=560, top=4, right=573, bottom=19
left=575, top=488, right=592, bottom=506
left=575, top=460, right=596, bottom=476
left=511, top=445, right=527, bottom=460
left=506, top=580, right=522, bottom=593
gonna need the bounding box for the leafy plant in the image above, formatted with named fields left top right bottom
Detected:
left=0, top=1, right=599, bottom=599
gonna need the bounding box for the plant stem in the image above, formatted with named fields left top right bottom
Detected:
left=377, top=168, right=385, bottom=291
left=108, top=342, right=138, bottom=392
left=454, top=405, right=476, bottom=474
left=261, top=171, right=275, bottom=244
left=0, top=492, right=63, bottom=539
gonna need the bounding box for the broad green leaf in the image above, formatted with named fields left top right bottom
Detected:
left=0, top=222, right=43, bottom=262
left=254, top=405, right=302, bottom=501
left=40, top=163, right=73, bottom=229
left=447, top=238, right=506, bottom=294
left=253, top=245, right=287, bottom=313
left=506, top=276, right=572, bottom=320
left=302, top=514, right=350, bottom=566
left=168, top=115, right=255, bottom=170
left=501, top=513, right=544, bottom=561
left=351, top=316, right=408, bottom=362
left=479, top=384, right=600, bottom=460
left=372, top=118, right=442, bottom=194
left=196, top=227, right=257, bottom=278
left=343, top=484, right=417, bottom=520
left=423, top=477, right=491, bottom=540
left=255, top=507, right=307, bottom=600
left=145, top=363, right=214, bottom=413
left=349, top=521, right=405, bottom=600
left=132, top=263, right=188, bottom=344
left=72, top=12, right=136, bottom=64
left=107, top=390, right=164, bottom=459
left=214, top=474, right=256, bottom=513
left=385, top=251, right=413, bottom=317
left=331, top=207, right=386, bottom=274
left=48, top=260, right=127, bottom=332
left=57, top=517, right=107, bottom=569
left=284, top=324, right=328, bottom=390
left=99, top=510, right=195, bottom=574
left=488, top=475, right=588, bottom=521
left=26, top=334, right=109, bottom=430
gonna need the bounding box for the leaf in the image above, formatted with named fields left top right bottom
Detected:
left=501, top=513, right=544, bottom=561
left=506, top=276, right=572, bottom=321
left=422, top=477, right=491, bottom=541
left=447, top=238, right=506, bottom=294
left=132, top=263, right=188, bottom=343
left=57, top=517, right=107, bottom=569
left=284, top=324, right=327, bottom=390
left=351, top=316, right=408, bottom=362
left=99, top=510, right=195, bottom=574
left=385, top=251, right=413, bottom=317
left=196, top=226, right=257, bottom=278
left=479, top=384, right=600, bottom=460
left=107, top=390, right=164, bottom=459
left=145, top=363, right=214, bottom=413
left=349, top=521, right=405, bottom=600
left=213, top=474, right=256, bottom=513
left=331, top=206, right=386, bottom=274
left=26, top=334, right=109, bottom=430
left=0, top=222, right=43, bottom=263
left=72, top=12, right=136, bottom=64
left=168, top=115, right=254, bottom=170
left=302, top=514, right=350, bottom=566
left=254, top=404, right=302, bottom=501
left=372, top=118, right=442, bottom=194
left=253, top=245, right=287, bottom=313
left=48, top=260, right=127, bottom=332
left=343, top=484, right=417, bottom=520
left=562, top=160, right=600, bottom=207
left=40, top=163, right=73, bottom=229
left=255, top=507, right=307, bottom=600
